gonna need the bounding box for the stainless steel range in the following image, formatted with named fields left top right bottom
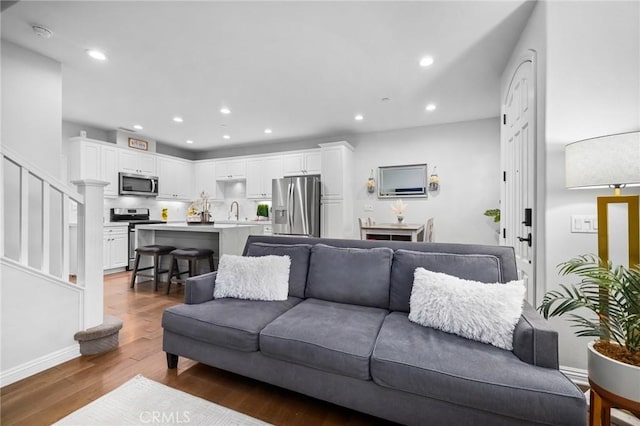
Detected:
left=110, top=208, right=165, bottom=270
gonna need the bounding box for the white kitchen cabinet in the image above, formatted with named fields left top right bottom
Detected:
left=215, top=159, right=246, bottom=181
left=321, top=199, right=345, bottom=238
left=118, top=149, right=157, bottom=176
left=193, top=161, right=223, bottom=201
left=320, top=141, right=354, bottom=238
left=101, top=145, right=119, bottom=197
left=68, top=137, right=119, bottom=198
left=282, top=150, right=321, bottom=176
left=320, top=143, right=353, bottom=200
left=103, top=226, right=128, bottom=270
left=246, top=156, right=283, bottom=199
left=157, top=156, right=192, bottom=201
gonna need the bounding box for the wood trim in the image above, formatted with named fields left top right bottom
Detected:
left=597, top=195, right=640, bottom=267
left=589, top=379, right=640, bottom=426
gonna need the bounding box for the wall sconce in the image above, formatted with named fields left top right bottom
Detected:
left=565, top=131, right=640, bottom=267
left=428, top=167, right=440, bottom=191
left=366, top=169, right=376, bottom=194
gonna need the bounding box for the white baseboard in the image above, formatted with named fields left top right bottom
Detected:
left=0, top=344, right=80, bottom=387
left=560, top=365, right=588, bottom=387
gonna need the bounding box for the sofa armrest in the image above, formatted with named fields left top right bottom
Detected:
left=185, top=272, right=217, bottom=304
left=512, top=301, right=559, bottom=369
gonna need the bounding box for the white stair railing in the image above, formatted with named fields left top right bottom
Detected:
left=1, top=147, right=83, bottom=278
left=1, top=146, right=106, bottom=328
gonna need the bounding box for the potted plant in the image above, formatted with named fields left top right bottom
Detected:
left=538, top=254, right=640, bottom=402
left=483, top=208, right=500, bottom=223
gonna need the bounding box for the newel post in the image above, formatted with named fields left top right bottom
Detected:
left=72, top=179, right=107, bottom=329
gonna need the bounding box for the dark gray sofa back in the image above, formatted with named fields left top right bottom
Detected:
left=390, top=249, right=505, bottom=312
left=244, top=242, right=311, bottom=299
left=305, top=244, right=393, bottom=308
left=243, top=235, right=519, bottom=311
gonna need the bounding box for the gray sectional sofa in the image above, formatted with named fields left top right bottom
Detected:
left=162, top=235, right=586, bottom=425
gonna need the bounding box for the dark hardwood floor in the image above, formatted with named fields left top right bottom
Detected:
left=0, top=272, right=394, bottom=425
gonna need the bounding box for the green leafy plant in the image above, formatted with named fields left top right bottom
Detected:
left=256, top=203, right=269, bottom=218
left=483, top=208, right=500, bottom=223
left=538, top=254, right=640, bottom=365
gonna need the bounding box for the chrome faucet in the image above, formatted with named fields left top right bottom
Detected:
left=230, top=201, right=239, bottom=221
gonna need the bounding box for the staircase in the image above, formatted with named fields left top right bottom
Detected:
left=0, top=146, right=106, bottom=386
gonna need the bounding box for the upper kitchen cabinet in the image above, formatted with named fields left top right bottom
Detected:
left=246, top=155, right=283, bottom=199
left=282, top=150, right=321, bottom=176
left=67, top=137, right=119, bottom=197
left=215, top=158, right=246, bottom=181
left=320, top=142, right=353, bottom=200
left=193, top=160, right=223, bottom=201
left=118, top=149, right=157, bottom=176
left=156, top=155, right=192, bottom=201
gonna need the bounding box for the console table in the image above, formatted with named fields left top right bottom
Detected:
left=360, top=223, right=425, bottom=242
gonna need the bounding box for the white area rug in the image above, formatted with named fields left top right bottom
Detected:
left=54, top=375, right=271, bottom=426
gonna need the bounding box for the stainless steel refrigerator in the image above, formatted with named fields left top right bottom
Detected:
left=272, top=175, right=321, bottom=237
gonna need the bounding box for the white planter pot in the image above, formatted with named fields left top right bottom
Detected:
left=588, top=341, right=640, bottom=402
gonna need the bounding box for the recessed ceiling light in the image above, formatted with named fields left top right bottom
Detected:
left=173, top=116, right=183, bottom=123
left=419, top=56, right=434, bottom=67
left=223, top=135, right=231, bottom=140
left=264, top=128, right=272, bottom=134
left=87, top=49, right=107, bottom=61
left=220, top=107, right=231, bottom=115
left=355, top=114, right=364, bottom=121
left=186, top=140, right=194, bottom=144
left=133, top=124, right=143, bottom=130
left=425, top=103, right=437, bottom=112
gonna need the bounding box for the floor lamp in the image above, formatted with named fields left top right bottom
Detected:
left=565, top=131, right=640, bottom=268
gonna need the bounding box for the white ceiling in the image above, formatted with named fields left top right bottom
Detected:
left=1, top=1, right=535, bottom=151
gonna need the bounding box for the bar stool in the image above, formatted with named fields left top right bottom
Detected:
left=166, top=248, right=215, bottom=294
left=130, top=245, right=176, bottom=291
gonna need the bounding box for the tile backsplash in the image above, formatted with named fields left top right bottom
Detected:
left=103, top=181, right=268, bottom=222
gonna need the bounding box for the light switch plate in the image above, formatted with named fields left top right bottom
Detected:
left=571, top=215, right=598, bottom=233
left=363, top=204, right=373, bottom=212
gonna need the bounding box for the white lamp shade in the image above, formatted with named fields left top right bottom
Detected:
left=565, top=131, right=640, bottom=189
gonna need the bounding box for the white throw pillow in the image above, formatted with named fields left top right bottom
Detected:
left=408, top=267, right=525, bottom=350
left=214, top=254, right=291, bottom=301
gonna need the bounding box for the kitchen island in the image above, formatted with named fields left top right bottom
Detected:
left=135, top=222, right=263, bottom=272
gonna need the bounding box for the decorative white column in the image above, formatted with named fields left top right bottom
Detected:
left=72, top=179, right=107, bottom=329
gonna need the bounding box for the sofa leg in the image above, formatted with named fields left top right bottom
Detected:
left=167, top=353, right=178, bottom=369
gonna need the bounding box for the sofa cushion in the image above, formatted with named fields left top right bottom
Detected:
left=306, top=244, right=393, bottom=308
left=162, top=297, right=301, bottom=352
left=245, top=242, right=311, bottom=298
left=390, top=249, right=504, bottom=312
left=371, top=312, right=586, bottom=425
left=260, top=298, right=388, bottom=380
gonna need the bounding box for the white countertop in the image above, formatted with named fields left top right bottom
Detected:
left=104, top=222, right=129, bottom=228
left=213, top=219, right=272, bottom=225
left=136, top=222, right=262, bottom=232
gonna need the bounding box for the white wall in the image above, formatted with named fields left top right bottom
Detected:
left=503, top=0, right=640, bottom=371
left=543, top=0, right=640, bottom=370
left=1, top=41, right=62, bottom=178
left=0, top=260, right=82, bottom=385
left=349, top=118, right=500, bottom=244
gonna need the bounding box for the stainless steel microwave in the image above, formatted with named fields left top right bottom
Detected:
left=119, top=172, right=159, bottom=197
